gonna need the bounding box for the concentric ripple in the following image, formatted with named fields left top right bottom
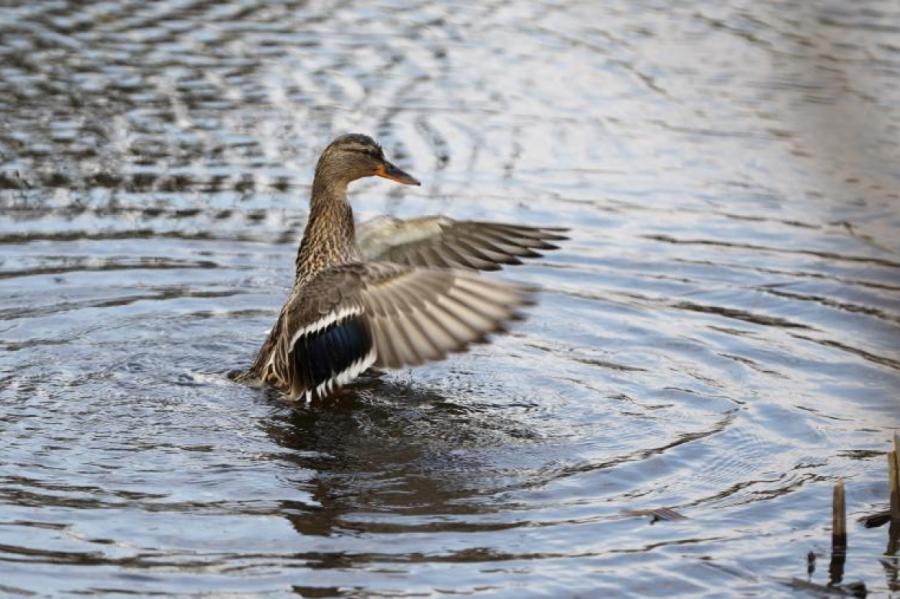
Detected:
left=1, top=0, right=899, bottom=596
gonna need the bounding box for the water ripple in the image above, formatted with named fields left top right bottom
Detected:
left=1, top=0, right=899, bottom=597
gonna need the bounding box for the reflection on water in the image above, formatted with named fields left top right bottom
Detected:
left=1, top=0, right=899, bottom=596
left=265, top=385, right=536, bottom=536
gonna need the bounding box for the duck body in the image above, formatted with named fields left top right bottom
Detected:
left=242, top=134, right=565, bottom=402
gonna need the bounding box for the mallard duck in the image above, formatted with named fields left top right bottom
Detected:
left=242, top=134, right=566, bottom=402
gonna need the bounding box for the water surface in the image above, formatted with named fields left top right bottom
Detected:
left=1, top=0, right=899, bottom=596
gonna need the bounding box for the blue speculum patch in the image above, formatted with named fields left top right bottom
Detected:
left=293, top=315, right=372, bottom=389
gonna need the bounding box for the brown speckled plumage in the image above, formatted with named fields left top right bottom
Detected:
left=240, top=134, right=566, bottom=402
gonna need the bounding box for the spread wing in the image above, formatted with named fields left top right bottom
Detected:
left=272, top=262, right=534, bottom=401
left=357, top=216, right=567, bottom=271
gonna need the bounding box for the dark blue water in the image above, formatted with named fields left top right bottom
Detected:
left=1, top=1, right=899, bottom=596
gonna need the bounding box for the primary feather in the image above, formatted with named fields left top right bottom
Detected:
left=358, top=216, right=567, bottom=271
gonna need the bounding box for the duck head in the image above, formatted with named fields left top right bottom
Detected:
left=314, top=134, right=420, bottom=191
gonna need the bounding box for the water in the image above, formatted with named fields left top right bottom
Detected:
left=1, top=0, right=899, bottom=596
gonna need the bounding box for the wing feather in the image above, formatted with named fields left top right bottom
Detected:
left=358, top=216, right=567, bottom=271
left=356, top=262, right=534, bottom=369
left=267, top=261, right=535, bottom=399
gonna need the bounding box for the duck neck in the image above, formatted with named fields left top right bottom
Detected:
left=295, top=181, right=357, bottom=283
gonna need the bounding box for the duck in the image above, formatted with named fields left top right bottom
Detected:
left=241, top=134, right=566, bottom=402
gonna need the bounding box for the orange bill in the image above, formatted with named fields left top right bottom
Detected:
left=375, top=161, right=420, bottom=186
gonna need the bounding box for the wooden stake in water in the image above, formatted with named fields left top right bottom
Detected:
left=890, top=433, right=900, bottom=525
left=829, top=479, right=847, bottom=585
left=832, top=479, right=847, bottom=551
left=888, top=433, right=900, bottom=557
